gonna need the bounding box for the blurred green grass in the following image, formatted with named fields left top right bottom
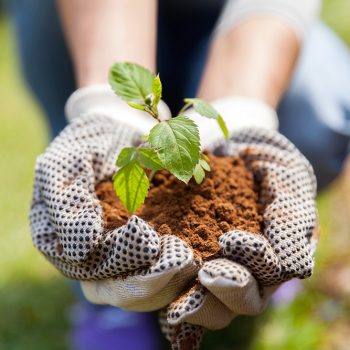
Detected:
left=0, top=15, right=73, bottom=350
left=1, top=1, right=350, bottom=349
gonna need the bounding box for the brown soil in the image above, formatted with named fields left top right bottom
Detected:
left=96, top=154, right=262, bottom=260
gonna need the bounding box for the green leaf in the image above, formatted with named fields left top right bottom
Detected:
left=116, top=147, right=137, bottom=167
left=152, top=74, right=162, bottom=107
left=148, top=116, right=200, bottom=183
left=184, top=98, right=229, bottom=139
left=109, top=62, right=154, bottom=103
left=113, top=161, right=149, bottom=214
left=127, top=102, right=146, bottom=111
left=218, top=115, right=229, bottom=139
left=193, top=163, right=205, bottom=184
left=199, top=158, right=211, bottom=172
left=139, top=148, right=164, bottom=171
left=184, top=98, right=219, bottom=119
left=201, top=153, right=210, bottom=163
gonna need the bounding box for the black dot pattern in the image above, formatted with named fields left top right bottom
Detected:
left=198, top=258, right=270, bottom=316
left=159, top=128, right=318, bottom=344
left=30, top=122, right=319, bottom=342
left=79, top=233, right=198, bottom=313
left=141, top=235, right=195, bottom=276
left=29, top=114, right=163, bottom=280
left=212, top=128, right=318, bottom=285
left=200, top=257, right=251, bottom=285
left=220, top=230, right=282, bottom=286
left=164, top=259, right=269, bottom=335
left=159, top=309, right=205, bottom=350
left=167, top=283, right=206, bottom=325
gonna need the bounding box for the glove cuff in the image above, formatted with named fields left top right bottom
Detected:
left=186, top=96, right=278, bottom=149
left=213, top=95, right=278, bottom=128
left=65, top=84, right=171, bottom=134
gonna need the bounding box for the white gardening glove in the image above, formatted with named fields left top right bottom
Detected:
left=185, top=96, right=279, bottom=149
left=30, top=89, right=318, bottom=349
left=30, top=85, right=203, bottom=312
left=159, top=98, right=318, bottom=349
left=64, top=84, right=170, bottom=128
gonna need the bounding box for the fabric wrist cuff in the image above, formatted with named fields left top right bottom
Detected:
left=211, top=96, right=278, bottom=131
left=186, top=96, right=278, bottom=149
left=65, top=84, right=171, bottom=134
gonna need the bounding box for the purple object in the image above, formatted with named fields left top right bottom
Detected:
left=271, top=279, right=304, bottom=306
left=69, top=303, right=161, bottom=350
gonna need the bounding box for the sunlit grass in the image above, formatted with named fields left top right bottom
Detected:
left=322, top=0, right=350, bottom=45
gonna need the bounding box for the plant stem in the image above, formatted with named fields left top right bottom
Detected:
left=145, top=105, right=161, bottom=122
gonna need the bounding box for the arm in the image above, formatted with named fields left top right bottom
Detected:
left=198, top=0, right=321, bottom=108
left=198, top=17, right=299, bottom=108
left=57, top=0, right=157, bottom=88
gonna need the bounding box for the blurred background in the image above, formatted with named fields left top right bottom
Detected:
left=0, top=1, right=350, bottom=349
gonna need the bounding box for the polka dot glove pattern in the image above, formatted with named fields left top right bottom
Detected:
left=30, top=113, right=199, bottom=311
left=212, top=127, right=318, bottom=285
left=160, top=128, right=318, bottom=349
left=159, top=309, right=205, bottom=350
left=81, top=234, right=199, bottom=312
left=31, top=118, right=318, bottom=349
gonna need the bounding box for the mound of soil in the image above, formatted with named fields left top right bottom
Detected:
left=96, top=154, right=262, bottom=260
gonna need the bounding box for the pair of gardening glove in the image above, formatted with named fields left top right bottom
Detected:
left=30, top=84, right=318, bottom=350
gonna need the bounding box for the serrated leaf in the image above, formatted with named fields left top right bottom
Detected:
left=193, top=163, right=205, bottom=184
left=116, top=147, right=137, bottom=167
left=152, top=74, right=162, bottom=107
left=199, top=158, right=211, bottom=171
left=139, top=148, right=164, bottom=171
left=148, top=116, right=200, bottom=183
left=113, top=161, right=149, bottom=214
left=109, top=62, right=154, bottom=103
left=184, top=98, right=229, bottom=139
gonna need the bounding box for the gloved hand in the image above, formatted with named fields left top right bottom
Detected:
left=30, top=85, right=202, bottom=312
left=30, top=89, right=318, bottom=349
left=157, top=97, right=318, bottom=349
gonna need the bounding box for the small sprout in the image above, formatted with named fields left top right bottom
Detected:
left=109, top=62, right=229, bottom=213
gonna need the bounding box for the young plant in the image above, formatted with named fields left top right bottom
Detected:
left=109, top=62, right=228, bottom=214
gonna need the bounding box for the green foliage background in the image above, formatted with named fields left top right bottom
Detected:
left=1, top=2, right=350, bottom=349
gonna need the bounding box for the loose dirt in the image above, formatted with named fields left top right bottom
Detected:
left=96, top=154, right=262, bottom=260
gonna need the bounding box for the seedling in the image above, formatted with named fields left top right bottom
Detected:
left=109, top=62, right=228, bottom=214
